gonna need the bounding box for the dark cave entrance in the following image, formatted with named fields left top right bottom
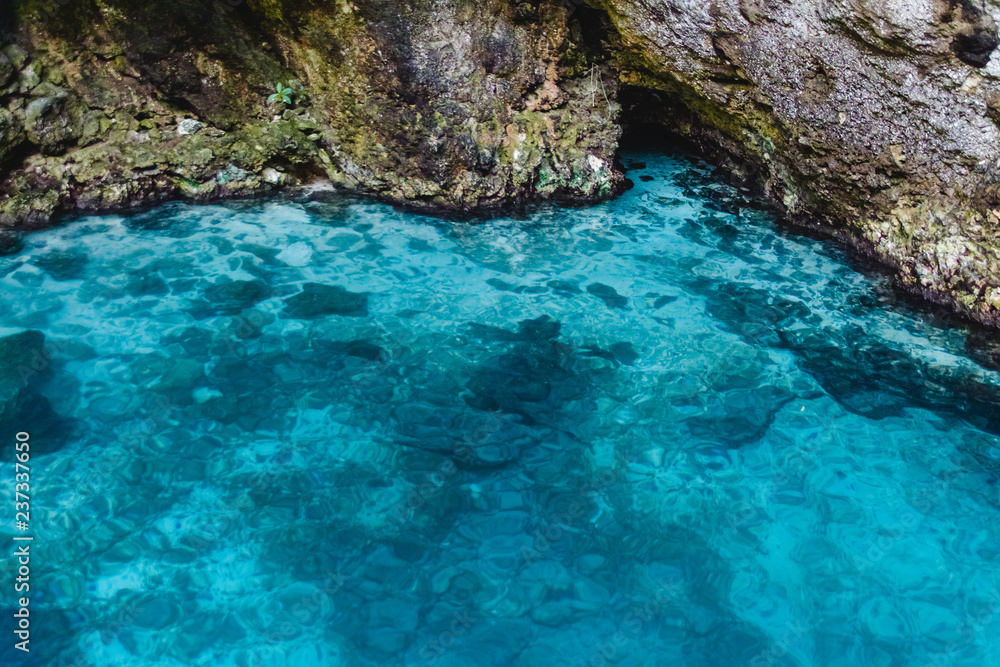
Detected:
left=616, top=84, right=771, bottom=199
left=563, top=6, right=715, bottom=184
left=617, top=86, right=690, bottom=152
left=563, top=4, right=771, bottom=198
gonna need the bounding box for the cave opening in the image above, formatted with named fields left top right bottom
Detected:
left=616, top=83, right=770, bottom=200
left=562, top=5, right=713, bottom=185
left=563, top=4, right=770, bottom=199
left=617, top=85, right=693, bottom=155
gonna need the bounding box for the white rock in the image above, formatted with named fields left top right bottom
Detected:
left=193, top=387, right=223, bottom=404
left=177, top=118, right=202, bottom=135
left=587, top=154, right=606, bottom=174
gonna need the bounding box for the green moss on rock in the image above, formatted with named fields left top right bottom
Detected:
left=0, top=0, right=624, bottom=225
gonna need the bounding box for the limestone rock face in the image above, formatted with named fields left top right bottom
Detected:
left=0, top=0, right=623, bottom=223
left=597, top=0, right=1000, bottom=325
left=24, top=85, right=88, bottom=154
left=0, top=107, right=24, bottom=167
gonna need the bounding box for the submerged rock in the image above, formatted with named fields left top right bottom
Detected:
left=33, top=249, right=89, bottom=281
left=0, top=330, right=71, bottom=451
left=282, top=282, right=369, bottom=319
left=0, top=230, right=23, bottom=256
left=0, top=330, right=46, bottom=416
left=583, top=341, right=639, bottom=366
left=517, top=315, right=562, bottom=342
left=700, top=278, right=1000, bottom=435
left=157, top=359, right=205, bottom=392
left=315, top=339, right=387, bottom=362
left=967, top=327, right=1000, bottom=372
left=125, top=272, right=169, bottom=297
left=547, top=279, right=583, bottom=296
left=465, top=315, right=561, bottom=344
left=587, top=283, right=628, bottom=310
left=200, top=279, right=270, bottom=315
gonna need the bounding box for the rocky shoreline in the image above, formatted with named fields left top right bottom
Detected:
left=599, top=0, right=1000, bottom=329
left=0, top=0, right=624, bottom=228
left=3, top=0, right=1000, bottom=327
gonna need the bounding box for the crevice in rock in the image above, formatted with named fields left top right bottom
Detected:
left=946, top=0, right=999, bottom=67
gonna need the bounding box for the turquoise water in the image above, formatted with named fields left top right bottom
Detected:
left=3, top=151, right=1000, bottom=666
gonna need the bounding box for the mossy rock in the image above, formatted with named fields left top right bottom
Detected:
left=0, top=51, right=13, bottom=88
left=24, top=87, right=88, bottom=155
left=0, top=108, right=24, bottom=167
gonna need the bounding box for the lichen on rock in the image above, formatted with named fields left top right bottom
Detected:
left=0, top=0, right=624, bottom=226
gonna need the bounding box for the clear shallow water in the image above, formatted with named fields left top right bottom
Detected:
left=2, top=151, right=1000, bottom=666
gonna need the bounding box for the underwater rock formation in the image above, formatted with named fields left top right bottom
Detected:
left=0, top=329, right=46, bottom=427
left=0, top=329, right=71, bottom=452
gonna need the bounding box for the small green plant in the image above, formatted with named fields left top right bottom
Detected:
left=268, top=82, right=294, bottom=106
left=267, top=80, right=309, bottom=107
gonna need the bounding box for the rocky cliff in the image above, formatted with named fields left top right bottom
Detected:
left=0, top=0, right=622, bottom=227
left=4, top=0, right=1000, bottom=327
left=596, top=0, right=1000, bottom=327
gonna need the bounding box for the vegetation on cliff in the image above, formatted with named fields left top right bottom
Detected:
left=0, top=0, right=623, bottom=225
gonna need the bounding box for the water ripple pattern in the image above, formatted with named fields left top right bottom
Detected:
left=2, top=152, right=1000, bottom=667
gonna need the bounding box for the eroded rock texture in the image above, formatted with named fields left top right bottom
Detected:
left=599, top=0, right=1000, bottom=325
left=0, top=0, right=622, bottom=224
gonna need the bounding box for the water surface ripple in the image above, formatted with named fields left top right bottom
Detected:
left=2, top=152, right=1000, bottom=666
